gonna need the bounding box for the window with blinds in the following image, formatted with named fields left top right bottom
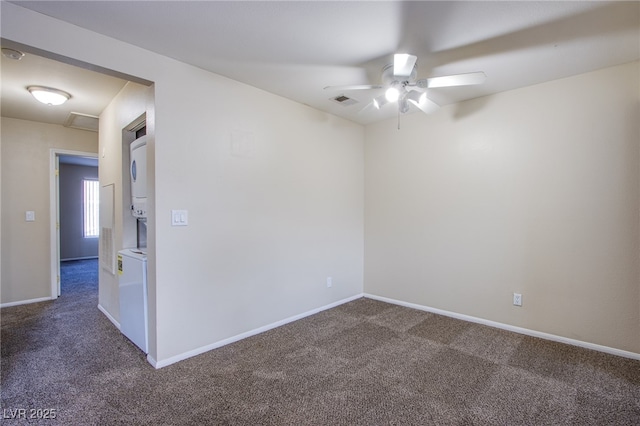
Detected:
left=83, top=179, right=99, bottom=238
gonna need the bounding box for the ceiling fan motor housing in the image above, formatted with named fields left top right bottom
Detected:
left=381, top=62, right=417, bottom=86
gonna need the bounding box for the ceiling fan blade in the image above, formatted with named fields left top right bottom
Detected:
left=324, top=84, right=383, bottom=91
left=393, top=54, right=417, bottom=77
left=405, top=90, right=440, bottom=114
left=417, top=71, right=486, bottom=89
left=416, top=96, right=440, bottom=114
left=357, top=101, right=378, bottom=115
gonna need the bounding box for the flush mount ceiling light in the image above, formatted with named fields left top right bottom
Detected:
left=27, top=86, right=71, bottom=106
left=1, top=47, right=24, bottom=60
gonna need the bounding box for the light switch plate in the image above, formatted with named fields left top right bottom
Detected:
left=25, top=211, right=35, bottom=222
left=171, top=210, right=188, bottom=226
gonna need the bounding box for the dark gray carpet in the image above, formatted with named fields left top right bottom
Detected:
left=2, top=264, right=639, bottom=424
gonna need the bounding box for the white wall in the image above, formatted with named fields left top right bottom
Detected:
left=97, top=82, right=151, bottom=328
left=1, top=3, right=365, bottom=365
left=152, top=62, right=364, bottom=363
left=1, top=117, right=98, bottom=304
left=365, top=61, right=640, bottom=354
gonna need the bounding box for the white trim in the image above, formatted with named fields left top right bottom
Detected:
left=146, top=354, right=158, bottom=368
left=49, top=149, right=99, bottom=300
left=149, top=293, right=364, bottom=369
left=1, top=296, right=54, bottom=308
left=61, top=256, right=99, bottom=262
left=364, top=293, right=640, bottom=361
left=98, top=303, right=120, bottom=329
left=49, top=150, right=58, bottom=299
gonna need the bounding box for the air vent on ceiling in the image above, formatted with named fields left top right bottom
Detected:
left=64, top=112, right=99, bottom=132
left=330, top=94, right=358, bottom=106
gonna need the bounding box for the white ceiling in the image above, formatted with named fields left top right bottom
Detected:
left=1, top=49, right=128, bottom=130
left=3, top=1, right=640, bottom=126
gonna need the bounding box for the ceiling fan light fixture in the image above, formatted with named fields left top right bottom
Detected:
left=406, top=89, right=439, bottom=114
left=398, top=98, right=410, bottom=114
left=385, top=87, right=400, bottom=102
left=406, top=90, right=426, bottom=106
left=323, top=53, right=484, bottom=121
left=28, top=86, right=71, bottom=106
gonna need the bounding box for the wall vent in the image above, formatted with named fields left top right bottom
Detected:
left=330, top=95, right=358, bottom=106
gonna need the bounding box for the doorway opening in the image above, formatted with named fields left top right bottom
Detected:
left=50, top=150, right=99, bottom=298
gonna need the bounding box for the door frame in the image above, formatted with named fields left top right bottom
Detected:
left=49, top=148, right=99, bottom=299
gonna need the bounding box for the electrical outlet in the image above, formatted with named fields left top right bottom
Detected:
left=326, top=277, right=332, bottom=288
left=513, top=293, right=522, bottom=307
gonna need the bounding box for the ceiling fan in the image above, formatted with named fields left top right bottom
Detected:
left=325, top=53, right=486, bottom=115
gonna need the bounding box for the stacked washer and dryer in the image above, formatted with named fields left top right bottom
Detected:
left=118, top=135, right=148, bottom=353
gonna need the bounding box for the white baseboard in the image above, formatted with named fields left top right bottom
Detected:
left=364, top=293, right=640, bottom=361
left=0, top=296, right=54, bottom=308
left=147, top=354, right=158, bottom=368
left=150, top=293, right=364, bottom=369
left=97, top=303, right=120, bottom=330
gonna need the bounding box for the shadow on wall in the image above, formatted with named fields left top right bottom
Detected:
left=451, top=95, right=492, bottom=121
